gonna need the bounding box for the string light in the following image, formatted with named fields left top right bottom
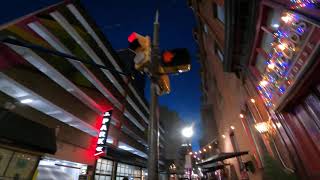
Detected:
left=195, top=152, right=197, bottom=155
left=222, top=135, right=226, bottom=139
left=203, top=148, right=207, bottom=152
left=189, top=152, right=193, bottom=155
left=250, top=98, right=255, bottom=103
left=257, top=10, right=309, bottom=109
left=259, top=80, right=269, bottom=87
left=278, top=44, right=286, bottom=50
left=290, top=0, right=317, bottom=9
left=209, top=145, right=212, bottom=149
left=281, top=14, right=293, bottom=23
left=268, top=63, right=276, bottom=70
left=199, top=150, right=202, bottom=154
left=230, top=126, right=235, bottom=130
left=239, top=114, right=244, bottom=118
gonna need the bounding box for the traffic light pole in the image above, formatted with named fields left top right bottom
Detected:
left=148, top=10, right=160, bottom=180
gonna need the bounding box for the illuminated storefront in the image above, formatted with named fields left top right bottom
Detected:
left=0, top=108, right=56, bottom=179
left=244, top=0, right=320, bottom=179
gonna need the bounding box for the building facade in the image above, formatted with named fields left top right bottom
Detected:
left=191, top=0, right=320, bottom=179
left=0, top=1, right=165, bottom=180
left=190, top=0, right=261, bottom=179
left=244, top=1, right=320, bottom=179
left=159, top=106, right=185, bottom=179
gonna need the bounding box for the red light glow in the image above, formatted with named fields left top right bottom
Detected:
left=163, top=51, right=174, bottom=63
left=128, top=32, right=137, bottom=43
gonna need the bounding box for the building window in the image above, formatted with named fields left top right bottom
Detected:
left=95, top=159, right=113, bottom=179
left=210, top=76, right=224, bottom=109
left=260, top=32, right=274, bottom=53
left=0, top=148, right=39, bottom=179
left=116, top=163, right=142, bottom=180
left=215, top=42, right=224, bottom=62
left=266, top=8, right=281, bottom=31
left=212, top=3, right=225, bottom=24
left=203, top=24, right=208, bottom=34
left=255, top=53, right=267, bottom=74
left=244, top=110, right=269, bottom=165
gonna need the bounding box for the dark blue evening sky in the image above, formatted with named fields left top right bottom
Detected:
left=0, top=0, right=202, bottom=150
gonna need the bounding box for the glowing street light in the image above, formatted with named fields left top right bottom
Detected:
left=181, top=126, right=193, bottom=138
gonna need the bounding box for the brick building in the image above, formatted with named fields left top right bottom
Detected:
left=190, top=0, right=320, bottom=179
left=244, top=1, right=320, bottom=179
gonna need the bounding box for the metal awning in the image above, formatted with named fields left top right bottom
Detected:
left=197, top=151, right=249, bottom=166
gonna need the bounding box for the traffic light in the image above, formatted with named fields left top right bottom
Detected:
left=156, top=75, right=170, bottom=95
left=159, top=48, right=191, bottom=74
left=128, top=32, right=151, bottom=71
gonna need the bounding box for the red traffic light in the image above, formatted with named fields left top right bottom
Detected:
left=160, top=48, right=191, bottom=74
left=128, top=32, right=137, bottom=43
left=162, top=51, right=175, bottom=63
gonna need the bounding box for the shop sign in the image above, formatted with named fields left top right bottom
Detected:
left=257, top=11, right=317, bottom=109
left=95, top=110, right=112, bottom=156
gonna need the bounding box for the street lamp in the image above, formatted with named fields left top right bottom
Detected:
left=181, top=126, right=194, bottom=138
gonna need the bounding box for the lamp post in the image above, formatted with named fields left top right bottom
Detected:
left=181, top=126, right=193, bottom=180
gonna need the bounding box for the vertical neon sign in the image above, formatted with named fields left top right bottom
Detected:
left=95, top=110, right=112, bottom=156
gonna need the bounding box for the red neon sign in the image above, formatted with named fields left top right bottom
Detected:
left=95, top=110, right=112, bottom=156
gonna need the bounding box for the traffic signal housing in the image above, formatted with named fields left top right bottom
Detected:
left=128, top=32, right=151, bottom=71
left=156, top=75, right=170, bottom=95
left=159, top=48, right=191, bottom=74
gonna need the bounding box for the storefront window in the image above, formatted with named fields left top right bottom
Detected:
left=266, top=8, right=281, bottom=31
left=116, top=163, right=142, bottom=180
left=255, top=54, right=267, bottom=74
left=245, top=110, right=269, bottom=165
left=255, top=10, right=312, bottom=109
left=0, top=148, right=14, bottom=176
left=4, top=152, right=38, bottom=179
left=95, top=159, right=113, bottom=180
left=260, top=32, right=274, bottom=53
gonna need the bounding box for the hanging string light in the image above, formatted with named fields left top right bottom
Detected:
left=187, top=141, right=218, bottom=157
left=290, top=0, right=317, bottom=9
left=257, top=11, right=308, bottom=108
